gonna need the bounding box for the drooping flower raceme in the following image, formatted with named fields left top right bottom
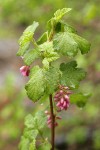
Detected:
left=45, top=111, right=61, bottom=128
left=20, top=66, right=30, bottom=76
left=54, top=85, right=72, bottom=111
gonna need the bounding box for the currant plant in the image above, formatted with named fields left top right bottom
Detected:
left=17, top=8, right=91, bottom=150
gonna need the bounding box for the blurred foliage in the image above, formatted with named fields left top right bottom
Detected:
left=0, top=74, right=26, bottom=149
left=0, top=0, right=100, bottom=37
left=0, top=0, right=100, bottom=150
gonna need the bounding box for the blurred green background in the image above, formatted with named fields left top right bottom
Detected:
left=0, top=0, right=100, bottom=150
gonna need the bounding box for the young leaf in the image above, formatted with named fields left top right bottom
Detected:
left=23, top=49, right=39, bottom=66
left=70, top=93, right=90, bottom=107
left=25, top=66, right=44, bottom=101
left=54, top=8, right=72, bottom=21
left=47, top=8, right=71, bottom=33
left=17, top=21, right=39, bottom=56
left=39, top=41, right=59, bottom=69
left=60, top=61, right=86, bottom=88
left=53, top=32, right=78, bottom=57
left=39, top=41, right=54, bottom=53
left=42, top=52, right=59, bottom=70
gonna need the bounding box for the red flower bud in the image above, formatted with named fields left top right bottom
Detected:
left=20, top=66, right=30, bottom=76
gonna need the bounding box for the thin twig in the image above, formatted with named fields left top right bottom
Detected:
left=49, top=94, right=55, bottom=150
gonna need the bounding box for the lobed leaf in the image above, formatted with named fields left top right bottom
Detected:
left=53, top=31, right=90, bottom=57
left=47, top=8, right=72, bottom=33
left=25, top=66, right=44, bottom=101
left=70, top=33, right=91, bottom=54
left=53, top=32, right=78, bottom=57
left=25, top=66, right=60, bottom=101
left=54, top=8, right=72, bottom=21
left=60, top=61, right=86, bottom=88
left=17, top=21, right=39, bottom=56
left=24, top=112, right=46, bottom=130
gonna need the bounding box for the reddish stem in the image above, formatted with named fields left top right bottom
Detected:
left=49, top=94, right=55, bottom=150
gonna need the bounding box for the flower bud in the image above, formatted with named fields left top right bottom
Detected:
left=20, top=66, right=30, bottom=76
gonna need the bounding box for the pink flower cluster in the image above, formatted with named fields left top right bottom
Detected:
left=20, top=66, right=30, bottom=76
left=54, top=85, right=72, bottom=111
left=45, top=111, right=61, bottom=128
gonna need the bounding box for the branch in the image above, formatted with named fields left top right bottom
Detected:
left=49, top=94, right=55, bottom=150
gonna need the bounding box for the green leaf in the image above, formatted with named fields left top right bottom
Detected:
left=42, top=58, right=49, bottom=70
left=54, top=21, right=77, bottom=33
left=25, top=66, right=44, bottom=101
left=63, top=22, right=77, bottom=33
left=17, top=21, right=39, bottom=56
left=60, top=61, right=86, bottom=88
left=33, top=111, right=47, bottom=129
left=70, top=93, right=90, bottom=107
left=24, top=114, right=34, bottom=129
left=24, top=112, right=46, bottom=133
left=42, top=52, right=59, bottom=70
left=37, top=32, right=48, bottom=45
left=39, top=94, right=48, bottom=104
left=47, top=8, right=71, bottom=33
left=23, top=49, right=39, bottom=65
left=24, top=129, right=38, bottom=140
left=39, top=41, right=59, bottom=69
left=53, top=30, right=90, bottom=57
left=39, top=41, right=54, bottom=53
left=19, top=136, right=30, bottom=150
left=29, top=139, right=36, bottom=150
left=25, top=65, right=60, bottom=101
left=44, top=67, right=60, bottom=94
left=46, top=52, right=59, bottom=61
left=53, top=32, right=78, bottom=57
left=70, top=33, right=91, bottom=54
left=54, top=8, right=72, bottom=21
